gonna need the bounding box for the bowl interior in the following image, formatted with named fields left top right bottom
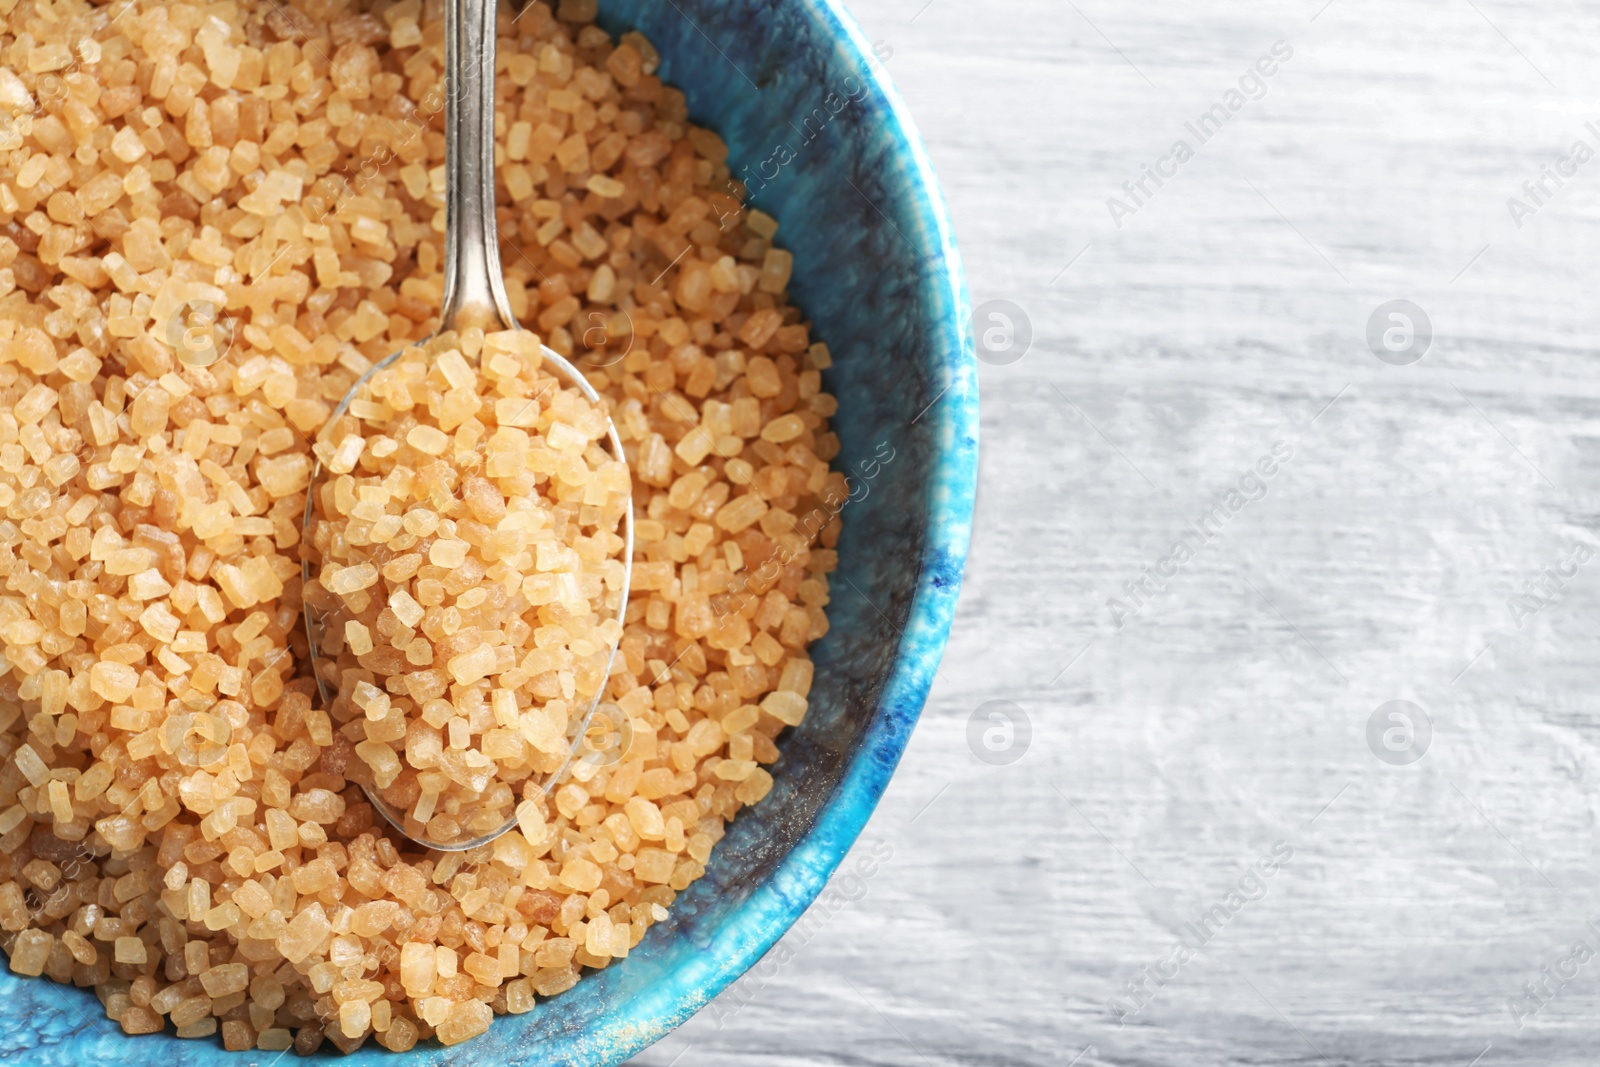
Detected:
left=0, top=2, right=976, bottom=1064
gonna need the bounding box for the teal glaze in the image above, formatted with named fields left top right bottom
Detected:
left=0, top=1, right=978, bottom=1062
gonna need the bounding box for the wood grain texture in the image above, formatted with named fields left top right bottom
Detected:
left=632, top=1, right=1600, bottom=1063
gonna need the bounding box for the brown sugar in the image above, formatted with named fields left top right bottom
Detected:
left=0, top=0, right=842, bottom=1052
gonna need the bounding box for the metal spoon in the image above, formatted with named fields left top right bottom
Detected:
left=300, top=0, right=633, bottom=851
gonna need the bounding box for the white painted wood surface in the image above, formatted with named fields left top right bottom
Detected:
left=633, top=1, right=1600, bottom=1063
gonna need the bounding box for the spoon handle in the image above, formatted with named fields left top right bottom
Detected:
left=440, top=0, right=516, bottom=332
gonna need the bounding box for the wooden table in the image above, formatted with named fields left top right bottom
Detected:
left=635, top=0, right=1600, bottom=1062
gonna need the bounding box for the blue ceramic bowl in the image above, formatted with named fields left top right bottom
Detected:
left=0, top=1, right=977, bottom=1062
